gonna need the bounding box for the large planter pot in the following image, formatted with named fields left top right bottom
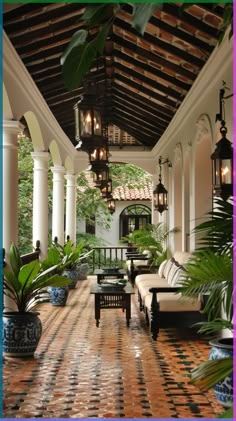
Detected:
left=48, top=286, right=69, bottom=306
left=209, top=337, right=233, bottom=407
left=76, top=263, right=89, bottom=280
left=3, top=312, right=42, bottom=357
left=62, top=269, right=78, bottom=289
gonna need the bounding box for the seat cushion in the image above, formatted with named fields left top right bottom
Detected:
left=144, top=292, right=201, bottom=312
left=135, top=273, right=162, bottom=286
left=138, top=279, right=169, bottom=300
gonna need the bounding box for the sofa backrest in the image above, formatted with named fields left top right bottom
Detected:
left=158, top=251, right=193, bottom=287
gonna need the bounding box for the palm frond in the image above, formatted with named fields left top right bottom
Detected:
left=191, top=357, right=233, bottom=391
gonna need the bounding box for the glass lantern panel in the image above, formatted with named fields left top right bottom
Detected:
left=80, top=109, right=92, bottom=136
left=94, top=110, right=102, bottom=135
left=213, top=159, right=220, bottom=185
left=221, top=159, right=232, bottom=184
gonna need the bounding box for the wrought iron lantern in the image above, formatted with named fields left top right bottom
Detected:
left=92, top=164, right=109, bottom=187
left=100, top=177, right=112, bottom=198
left=106, top=196, right=116, bottom=214
left=153, top=157, right=171, bottom=214
left=74, top=95, right=102, bottom=139
left=211, top=120, right=233, bottom=200
left=211, top=85, right=233, bottom=201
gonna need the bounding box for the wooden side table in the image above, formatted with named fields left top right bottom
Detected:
left=90, top=283, right=135, bottom=327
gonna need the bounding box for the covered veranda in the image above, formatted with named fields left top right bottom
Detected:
left=2, top=2, right=233, bottom=419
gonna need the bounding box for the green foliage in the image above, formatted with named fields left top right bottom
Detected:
left=4, top=243, right=71, bottom=313
left=179, top=198, right=233, bottom=398
left=44, top=240, right=89, bottom=272
left=109, top=163, right=151, bottom=189
left=130, top=3, right=162, bottom=35
left=122, top=223, right=174, bottom=266
left=61, top=3, right=163, bottom=90
left=190, top=358, right=233, bottom=391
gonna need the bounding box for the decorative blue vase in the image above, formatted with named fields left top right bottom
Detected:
left=48, top=286, right=69, bottom=306
left=209, top=338, right=233, bottom=407
left=3, top=312, right=42, bottom=357
left=62, top=269, right=78, bottom=289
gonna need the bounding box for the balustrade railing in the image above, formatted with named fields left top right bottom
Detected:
left=90, top=246, right=137, bottom=272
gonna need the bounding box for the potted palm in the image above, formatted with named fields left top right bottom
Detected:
left=3, top=243, right=72, bottom=357
left=53, top=239, right=89, bottom=288
left=179, top=198, right=233, bottom=416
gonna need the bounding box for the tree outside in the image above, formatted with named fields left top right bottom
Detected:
left=18, top=136, right=152, bottom=254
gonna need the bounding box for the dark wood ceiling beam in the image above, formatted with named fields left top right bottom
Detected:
left=113, top=49, right=190, bottom=92
left=115, top=62, right=182, bottom=102
left=122, top=4, right=213, bottom=53
left=14, top=26, right=82, bottom=56
left=112, top=33, right=196, bottom=81
left=112, top=118, right=156, bottom=147
left=114, top=73, right=177, bottom=114
left=113, top=84, right=172, bottom=122
left=161, top=3, right=220, bottom=38
left=113, top=108, right=162, bottom=137
left=113, top=100, right=162, bottom=134
left=112, top=96, right=167, bottom=130
left=3, top=3, right=84, bottom=33
left=114, top=17, right=205, bottom=67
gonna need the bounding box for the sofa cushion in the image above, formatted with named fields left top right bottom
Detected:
left=135, top=273, right=161, bottom=287
left=166, top=263, right=180, bottom=286
left=158, top=259, right=167, bottom=278
left=138, top=278, right=169, bottom=300
left=173, top=252, right=192, bottom=265
left=162, top=258, right=174, bottom=279
left=169, top=266, right=186, bottom=287
left=144, top=292, right=201, bottom=312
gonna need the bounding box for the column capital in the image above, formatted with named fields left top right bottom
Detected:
left=31, top=151, right=50, bottom=162
left=3, top=119, right=24, bottom=132
left=65, top=173, right=77, bottom=186
left=51, top=165, right=66, bottom=175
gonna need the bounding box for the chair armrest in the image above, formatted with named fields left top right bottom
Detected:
left=149, top=287, right=180, bottom=293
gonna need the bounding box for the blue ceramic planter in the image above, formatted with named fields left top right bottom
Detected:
left=3, top=312, right=42, bottom=357
left=62, top=269, right=78, bottom=289
left=209, top=338, right=233, bottom=407
left=48, top=286, right=69, bottom=306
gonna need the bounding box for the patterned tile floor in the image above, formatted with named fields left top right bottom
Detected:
left=3, top=277, right=223, bottom=418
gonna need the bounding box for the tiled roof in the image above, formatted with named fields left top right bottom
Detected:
left=80, top=170, right=152, bottom=201
left=113, top=184, right=152, bottom=201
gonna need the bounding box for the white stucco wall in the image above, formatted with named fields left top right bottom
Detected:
left=95, top=200, right=152, bottom=246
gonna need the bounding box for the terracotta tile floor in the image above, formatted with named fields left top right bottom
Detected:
left=3, top=276, right=223, bottom=418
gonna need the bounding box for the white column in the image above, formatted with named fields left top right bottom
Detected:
left=3, top=120, right=23, bottom=260
left=31, top=152, right=50, bottom=260
left=151, top=174, right=159, bottom=225
left=3, top=120, right=23, bottom=311
left=51, top=166, right=65, bottom=246
left=65, top=174, right=77, bottom=245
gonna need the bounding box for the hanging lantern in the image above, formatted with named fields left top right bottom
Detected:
left=211, top=120, right=233, bottom=201
left=89, top=144, right=108, bottom=164
left=92, top=164, right=109, bottom=187
left=153, top=157, right=171, bottom=214
left=106, top=196, right=116, bottom=214
left=100, top=178, right=112, bottom=198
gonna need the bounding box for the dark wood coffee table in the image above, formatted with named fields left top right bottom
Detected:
left=94, top=268, right=126, bottom=284
left=90, top=283, right=135, bottom=327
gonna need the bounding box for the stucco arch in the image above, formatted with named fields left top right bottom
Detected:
left=3, top=83, right=13, bottom=120
left=65, top=156, right=75, bottom=175
left=49, top=140, right=62, bottom=166
left=24, top=111, right=45, bottom=151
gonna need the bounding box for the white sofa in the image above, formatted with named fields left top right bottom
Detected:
left=135, top=252, right=204, bottom=340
